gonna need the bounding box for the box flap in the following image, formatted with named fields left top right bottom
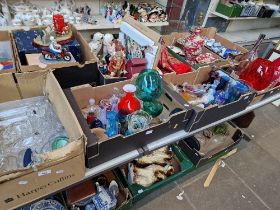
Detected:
left=0, top=73, right=21, bottom=103
left=123, top=15, right=161, bottom=43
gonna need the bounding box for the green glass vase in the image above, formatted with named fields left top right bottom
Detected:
left=135, top=69, right=162, bottom=101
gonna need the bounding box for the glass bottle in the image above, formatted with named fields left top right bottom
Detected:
left=235, top=34, right=266, bottom=75
left=86, top=98, right=99, bottom=125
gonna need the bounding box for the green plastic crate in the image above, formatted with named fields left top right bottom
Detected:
left=216, top=2, right=243, bottom=17
left=115, top=144, right=194, bottom=203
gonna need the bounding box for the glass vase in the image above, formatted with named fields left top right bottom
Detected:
left=118, top=84, right=140, bottom=115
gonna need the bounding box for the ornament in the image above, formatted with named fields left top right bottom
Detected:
left=182, top=27, right=204, bottom=65
left=108, top=51, right=126, bottom=77
left=239, top=58, right=275, bottom=91
left=126, top=110, right=152, bottom=135
left=118, top=84, right=140, bottom=115
left=51, top=136, right=69, bottom=150
left=143, top=100, right=163, bottom=118
left=105, top=111, right=119, bottom=137
left=136, top=69, right=162, bottom=101
left=42, top=36, right=72, bottom=61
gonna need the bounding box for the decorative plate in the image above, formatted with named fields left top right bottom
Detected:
left=30, top=199, right=65, bottom=210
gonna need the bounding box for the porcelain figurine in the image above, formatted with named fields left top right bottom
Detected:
left=108, top=51, right=126, bottom=77
left=148, top=10, right=159, bottom=23
left=42, top=36, right=71, bottom=61
left=89, top=32, right=104, bottom=55
left=103, top=33, right=114, bottom=57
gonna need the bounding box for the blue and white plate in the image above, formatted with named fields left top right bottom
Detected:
left=30, top=199, right=65, bottom=210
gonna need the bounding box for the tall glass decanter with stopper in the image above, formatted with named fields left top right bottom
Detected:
left=235, top=33, right=266, bottom=75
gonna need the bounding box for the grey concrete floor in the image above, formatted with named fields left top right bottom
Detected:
left=134, top=104, right=280, bottom=210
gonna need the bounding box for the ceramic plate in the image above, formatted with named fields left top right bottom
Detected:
left=30, top=199, right=65, bottom=210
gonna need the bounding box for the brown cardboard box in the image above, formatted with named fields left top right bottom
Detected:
left=162, top=27, right=248, bottom=70
left=0, top=31, right=16, bottom=74
left=0, top=70, right=85, bottom=210
left=65, top=77, right=193, bottom=168
left=164, top=66, right=255, bottom=132
left=11, top=25, right=98, bottom=73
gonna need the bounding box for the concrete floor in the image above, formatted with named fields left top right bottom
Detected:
left=134, top=104, right=280, bottom=210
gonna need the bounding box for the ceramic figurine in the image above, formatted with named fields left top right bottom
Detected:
left=148, top=10, right=159, bottom=23
left=89, top=32, right=104, bottom=56
left=42, top=36, right=71, bottom=61
left=98, top=59, right=108, bottom=74
left=92, top=182, right=117, bottom=210
left=108, top=51, right=126, bottom=77
left=105, top=111, right=119, bottom=137
left=139, top=8, right=148, bottom=22
left=104, top=3, right=113, bottom=20
left=103, top=33, right=114, bottom=58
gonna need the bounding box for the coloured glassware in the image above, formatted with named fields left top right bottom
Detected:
left=118, top=84, right=140, bottom=115
left=143, top=100, right=163, bottom=118
left=105, top=111, right=119, bottom=137
left=239, top=58, right=275, bottom=91
left=136, top=69, right=162, bottom=101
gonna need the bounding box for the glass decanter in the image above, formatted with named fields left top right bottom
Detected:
left=235, top=34, right=266, bottom=75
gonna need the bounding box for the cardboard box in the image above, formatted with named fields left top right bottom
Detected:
left=162, top=27, right=248, bottom=70
left=115, top=145, right=194, bottom=203
left=11, top=25, right=99, bottom=74
left=0, top=71, right=85, bottom=210
left=100, top=16, right=162, bottom=85
left=164, top=66, right=255, bottom=132
left=177, top=122, right=244, bottom=167
left=65, top=170, right=133, bottom=210
left=64, top=78, right=193, bottom=168
left=0, top=31, right=16, bottom=74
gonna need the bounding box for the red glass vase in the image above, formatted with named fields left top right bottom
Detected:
left=118, top=84, right=141, bottom=115
left=239, top=58, right=275, bottom=91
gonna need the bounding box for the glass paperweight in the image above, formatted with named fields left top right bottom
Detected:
left=51, top=136, right=69, bottom=150
left=136, top=69, right=163, bottom=101
left=118, top=84, right=140, bottom=115
left=143, top=100, right=163, bottom=118
left=126, top=110, right=152, bottom=135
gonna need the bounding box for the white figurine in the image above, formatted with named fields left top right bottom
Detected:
left=89, top=32, right=104, bottom=56
left=103, top=33, right=114, bottom=56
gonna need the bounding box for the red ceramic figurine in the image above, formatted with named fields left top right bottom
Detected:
left=118, top=84, right=141, bottom=115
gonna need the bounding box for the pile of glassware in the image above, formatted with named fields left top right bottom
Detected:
left=0, top=96, right=68, bottom=173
